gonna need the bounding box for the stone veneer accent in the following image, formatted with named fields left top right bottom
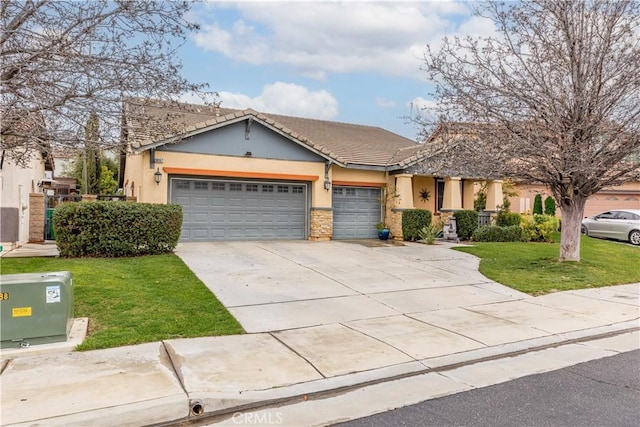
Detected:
left=29, top=193, right=45, bottom=243
left=388, top=209, right=404, bottom=240
left=310, top=208, right=332, bottom=241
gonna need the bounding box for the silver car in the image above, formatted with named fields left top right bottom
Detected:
left=581, top=209, right=640, bottom=245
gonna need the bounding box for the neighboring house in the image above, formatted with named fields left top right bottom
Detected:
left=0, top=149, right=50, bottom=248
left=510, top=181, right=640, bottom=218
left=122, top=99, right=505, bottom=241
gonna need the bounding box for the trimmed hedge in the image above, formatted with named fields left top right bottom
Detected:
left=496, top=212, right=522, bottom=227
left=472, top=225, right=528, bottom=242
left=54, top=202, right=183, bottom=257
left=402, top=209, right=432, bottom=241
left=453, top=210, right=479, bottom=240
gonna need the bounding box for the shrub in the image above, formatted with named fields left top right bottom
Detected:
left=402, top=209, right=432, bottom=241
left=496, top=212, right=522, bottom=227
left=472, top=225, right=528, bottom=242
left=533, top=194, right=543, bottom=214
left=418, top=220, right=443, bottom=245
left=544, top=196, right=557, bottom=216
left=54, top=202, right=183, bottom=257
left=521, top=214, right=559, bottom=243
left=453, top=210, right=479, bottom=240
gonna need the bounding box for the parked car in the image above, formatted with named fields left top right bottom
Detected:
left=581, top=209, right=640, bottom=246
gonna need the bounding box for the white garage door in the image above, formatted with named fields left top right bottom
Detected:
left=332, top=186, right=382, bottom=239
left=172, top=179, right=307, bottom=241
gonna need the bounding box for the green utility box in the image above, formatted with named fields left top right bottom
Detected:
left=0, top=271, right=73, bottom=349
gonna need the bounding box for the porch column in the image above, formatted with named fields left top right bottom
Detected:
left=388, top=174, right=413, bottom=240
left=462, top=180, right=476, bottom=210
left=442, top=177, right=462, bottom=211
left=485, top=180, right=503, bottom=212
left=394, top=174, right=414, bottom=209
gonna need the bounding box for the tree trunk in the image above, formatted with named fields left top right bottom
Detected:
left=559, top=196, right=587, bottom=262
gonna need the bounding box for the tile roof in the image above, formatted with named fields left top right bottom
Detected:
left=124, top=98, right=421, bottom=169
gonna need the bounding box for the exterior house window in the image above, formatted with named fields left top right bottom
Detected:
left=176, top=180, right=190, bottom=190
left=194, top=181, right=208, bottom=190
left=436, top=179, right=445, bottom=212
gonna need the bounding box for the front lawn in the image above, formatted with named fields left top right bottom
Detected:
left=1, top=254, right=244, bottom=350
left=454, top=233, right=640, bottom=295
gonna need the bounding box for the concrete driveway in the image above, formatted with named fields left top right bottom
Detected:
left=175, top=240, right=530, bottom=335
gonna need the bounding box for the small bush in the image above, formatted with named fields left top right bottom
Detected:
left=544, top=196, right=557, bottom=216
left=54, top=202, right=183, bottom=257
left=496, top=212, right=522, bottom=227
left=402, top=209, right=432, bottom=241
left=472, top=225, right=528, bottom=242
left=453, top=210, right=479, bottom=240
left=418, top=220, right=443, bottom=245
left=521, top=214, right=559, bottom=243
left=533, top=194, right=543, bottom=215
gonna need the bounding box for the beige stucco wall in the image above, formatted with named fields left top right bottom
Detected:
left=412, top=176, right=436, bottom=212
left=126, top=150, right=332, bottom=207
left=331, top=167, right=387, bottom=186
left=0, top=154, right=45, bottom=246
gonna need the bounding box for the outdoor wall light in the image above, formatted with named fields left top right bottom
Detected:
left=324, top=179, right=331, bottom=191
left=154, top=168, right=162, bottom=185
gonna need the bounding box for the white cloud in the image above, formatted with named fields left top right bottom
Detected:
left=375, top=97, right=396, bottom=108
left=191, top=1, right=491, bottom=80
left=217, top=82, right=339, bottom=120
left=408, top=96, right=437, bottom=111
left=407, top=96, right=439, bottom=122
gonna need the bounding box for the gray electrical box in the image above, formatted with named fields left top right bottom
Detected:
left=0, top=271, right=74, bottom=349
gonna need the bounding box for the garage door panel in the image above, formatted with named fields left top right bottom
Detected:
left=175, top=196, right=191, bottom=205
left=209, top=212, right=226, bottom=222
left=192, top=228, right=210, bottom=239
left=332, top=186, right=381, bottom=239
left=192, top=213, right=209, bottom=223
left=172, top=178, right=307, bottom=241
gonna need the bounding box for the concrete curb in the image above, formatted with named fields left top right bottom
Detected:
left=156, top=321, right=639, bottom=426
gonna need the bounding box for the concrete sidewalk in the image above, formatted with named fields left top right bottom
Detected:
left=1, top=242, right=638, bottom=426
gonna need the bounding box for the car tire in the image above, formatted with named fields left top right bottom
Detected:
left=629, top=230, right=640, bottom=246
left=581, top=225, right=588, bottom=236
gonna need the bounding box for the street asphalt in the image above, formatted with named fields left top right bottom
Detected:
left=336, top=349, right=640, bottom=427
left=0, top=240, right=638, bottom=426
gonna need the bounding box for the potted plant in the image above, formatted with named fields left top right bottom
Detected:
left=376, top=222, right=390, bottom=240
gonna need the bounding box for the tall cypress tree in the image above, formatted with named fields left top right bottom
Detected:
left=533, top=194, right=543, bottom=215
left=544, top=196, right=557, bottom=216
left=83, top=111, right=101, bottom=194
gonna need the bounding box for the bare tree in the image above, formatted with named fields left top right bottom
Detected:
left=419, top=0, right=640, bottom=261
left=1, top=0, right=211, bottom=166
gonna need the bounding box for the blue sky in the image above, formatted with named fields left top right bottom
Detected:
left=176, top=1, right=496, bottom=140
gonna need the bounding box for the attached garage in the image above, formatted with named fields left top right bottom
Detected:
left=332, top=186, right=382, bottom=239
left=171, top=178, right=308, bottom=241
left=584, top=192, right=640, bottom=217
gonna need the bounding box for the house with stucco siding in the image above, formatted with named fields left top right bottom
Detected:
left=122, top=99, right=504, bottom=242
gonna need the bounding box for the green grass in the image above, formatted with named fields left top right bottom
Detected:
left=1, top=255, right=244, bottom=350
left=454, top=233, right=640, bottom=295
